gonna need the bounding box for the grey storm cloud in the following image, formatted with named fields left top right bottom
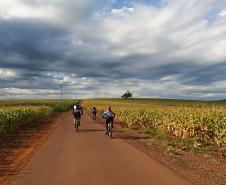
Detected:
left=180, top=61, right=226, bottom=85
left=0, top=19, right=68, bottom=67
left=0, top=0, right=226, bottom=99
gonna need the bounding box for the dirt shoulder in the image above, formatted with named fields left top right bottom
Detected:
left=0, top=112, right=66, bottom=185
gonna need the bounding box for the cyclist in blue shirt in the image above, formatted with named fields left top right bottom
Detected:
left=102, top=106, right=115, bottom=135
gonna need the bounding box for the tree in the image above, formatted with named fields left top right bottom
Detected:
left=121, top=91, right=132, bottom=98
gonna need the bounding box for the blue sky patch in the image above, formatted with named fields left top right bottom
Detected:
left=112, top=0, right=162, bottom=8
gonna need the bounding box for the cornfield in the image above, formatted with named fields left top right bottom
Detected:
left=0, top=99, right=76, bottom=112
left=0, top=100, right=77, bottom=134
left=84, top=99, right=226, bottom=146
left=0, top=106, right=52, bottom=134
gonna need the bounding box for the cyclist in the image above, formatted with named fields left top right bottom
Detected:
left=108, top=106, right=115, bottom=128
left=92, top=106, right=97, bottom=121
left=102, top=106, right=115, bottom=135
left=72, top=101, right=83, bottom=127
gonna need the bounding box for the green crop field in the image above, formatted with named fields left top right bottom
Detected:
left=87, top=98, right=226, bottom=107
left=84, top=99, right=226, bottom=148
left=0, top=99, right=76, bottom=134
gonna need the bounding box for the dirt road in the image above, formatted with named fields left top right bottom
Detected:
left=7, top=112, right=191, bottom=185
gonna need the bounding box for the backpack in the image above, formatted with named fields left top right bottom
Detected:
left=74, top=105, right=81, bottom=113
left=92, top=107, right=97, bottom=113
left=103, top=111, right=112, bottom=119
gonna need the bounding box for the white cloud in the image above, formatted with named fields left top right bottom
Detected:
left=0, top=68, right=16, bottom=78
left=0, top=0, right=54, bottom=19
left=111, top=7, right=134, bottom=16
left=0, top=87, right=58, bottom=99
left=100, top=0, right=226, bottom=65
left=219, top=9, right=226, bottom=16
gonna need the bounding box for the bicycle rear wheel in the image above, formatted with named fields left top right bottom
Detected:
left=75, top=120, right=79, bottom=132
left=108, top=122, right=112, bottom=138
left=92, top=114, right=96, bottom=123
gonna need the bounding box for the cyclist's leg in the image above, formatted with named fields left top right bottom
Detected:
left=112, top=117, right=114, bottom=128
left=77, top=112, right=81, bottom=126
left=73, top=114, right=76, bottom=126
left=78, top=118, right=81, bottom=126
left=93, top=112, right=96, bottom=123
left=74, top=115, right=79, bottom=130
left=109, top=120, right=113, bottom=137
left=110, top=117, right=113, bottom=130
left=77, top=118, right=80, bottom=127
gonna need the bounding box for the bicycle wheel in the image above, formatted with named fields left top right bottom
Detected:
left=93, top=117, right=96, bottom=124
left=76, top=120, right=79, bottom=132
left=108, top=122, right=112, bottom=138
left=92, top=114, right=96, bottom=123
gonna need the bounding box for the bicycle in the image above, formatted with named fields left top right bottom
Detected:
left=106, top=120, right=113, bottom=138
left=72, top=102, right=83, bottom=132
left=92, top=112, right=97, bottom=123
left=74, top=118, right=80, bottom=132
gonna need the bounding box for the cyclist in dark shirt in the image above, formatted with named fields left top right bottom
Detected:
left=92, top=106, right=97, bottom=121
left=72, top=101, right=83, bottom=127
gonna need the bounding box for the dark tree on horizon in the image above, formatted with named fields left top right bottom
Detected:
left=121, top=91, right=132, bottom=98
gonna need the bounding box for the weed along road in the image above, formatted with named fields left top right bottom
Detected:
left=7, top=112, right=191, bottom=185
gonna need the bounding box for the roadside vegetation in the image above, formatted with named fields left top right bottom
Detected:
left=0, top=100, right=76, bottom=134
left=0, top=99, right=75, bottom=112
left=84, top=99, right=226, bottom=156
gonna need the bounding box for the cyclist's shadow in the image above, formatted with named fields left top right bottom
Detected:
left=76, top=128, right=105, bottom=132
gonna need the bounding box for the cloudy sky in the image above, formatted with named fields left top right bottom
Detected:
left=0, top=0, right=226, bottom=100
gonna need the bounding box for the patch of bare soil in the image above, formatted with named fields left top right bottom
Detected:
left=0, top=113, right=64, bottom=185
left=110, top=121, right=226, bottom=185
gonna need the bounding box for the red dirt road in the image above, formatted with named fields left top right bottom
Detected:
left=6, top=112, right=191, bottom=185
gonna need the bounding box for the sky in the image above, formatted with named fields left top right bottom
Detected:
left=0, top=0, right=226, bottom=100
